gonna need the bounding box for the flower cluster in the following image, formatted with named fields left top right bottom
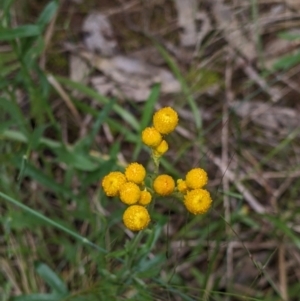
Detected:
left=102, top=162, right=151, bottom=231
left=177, top=168, right=212, bottom=215
left=102, top=107, right=212, bottom=231
left=142, top=107, right=178, bottom=158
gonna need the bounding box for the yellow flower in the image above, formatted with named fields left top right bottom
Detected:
left=142, top=127, right=162, bottom=148
left=177, top=179, right=188, bottom=194
left=184, top=189, right=212, bottom=215
left=119, top=182, right=141, bottom=205
left=185, top=168, right=208, bottom=189
left=102, top=171, right=127, bottom=197
left=138, top=190, right=152, bottom=206
left=153, top=174, right=175, bottom=196
left=153, top=107, right=178, bottom=135
left=125, top=162, right=146, bottom=184
left=123, top=205, right=151, bottom=231
left=153, top=140, right=168, bottom=157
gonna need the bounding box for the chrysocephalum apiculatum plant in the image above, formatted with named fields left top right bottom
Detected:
left=101, top=107, right=212, bottom=231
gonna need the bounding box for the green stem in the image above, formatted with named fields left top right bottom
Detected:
left=126, top=231, right=144, bottom=268
left=152, top=152, right=160, bottom=175
left=131, top=231, right=143, bottom=250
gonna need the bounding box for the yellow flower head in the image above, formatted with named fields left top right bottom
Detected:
left=153, top=107, right=178, bottom=135
left=153, top=174, right=175, bottom=196
left=177, top=179, right=188, bottom=194
left=138, top=190, right=152, bottom=206
left=119, top=182, right=141, bottom=205
left=123, top=205, right=151, bottom=231
left=125, top=162, right=146, bottom=184
left=185, top=168, right=208, bottom=190
left=142, top=127, right=162, bottom=148
left=153, top=140, right=169, bottom=157
left=184, top=189, right=212, bottom=215
left=102, top=171, right=127, bottom=197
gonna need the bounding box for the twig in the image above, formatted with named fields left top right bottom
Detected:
left=224, top=51, right=233, bottom=294
left=47, top=74, right=81, bottom=123
left=237, top=56, right=281, bottom=103
left=206, top=149, right=266, bottom=214
left=278, top=243, right=288, bottom=301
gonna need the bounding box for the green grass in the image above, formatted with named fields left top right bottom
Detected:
left=1, top=1, right=300, bottom=301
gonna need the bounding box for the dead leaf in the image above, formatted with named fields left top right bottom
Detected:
left=66, top=8, right=182, bottom=102
left=131, top=46, right=165, bottom=66
left=230, top=101, right=299, bottom=132
left=69, top=54, right=90, bottom=84
left=90, top=76, right=114, bottom=96
left=211, top=2, right=256, bottom=61
left=174, top=0, right=198, bottom=47
left=285, top=0, right=300, bottom=11
left=82, top=12, right=118, bottom=56
left=81, top=51, right=180, bottom=101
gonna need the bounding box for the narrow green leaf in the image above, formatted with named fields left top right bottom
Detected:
left=0, top=120, right=16, bottom=132
left=80, top=160, right=115, bottom=189
left=153, top=41, right=202, bottom=131
left=105, top=248, right=129, bottom=259
left=264, top=214, right=300, bottom=249
left=278, top=31, right=300, bottom=41
left=37, top=1, right=59, bottom=28
left=55, top=75, right=140, bottom=131
left=72, top=99, right=138, bottom=142
left=12, top=156, right=76, bottom=198
left=0, top=97, right=29, bottom=135
left=0, top=25, right=41, bottom=40
left=221, top=190, right=243, bottom=199
left=87, top=99, right=115, bottom=148
left=146, top=225, right=162, bottom=252
left=0, top=0, right=14, bottom=12
left=1, top=129, right=61, bottom=150
left=28, top=125, right=49, bottom=150
left=0, top=191, right=107, bottom=254
left=135, top=254, right=164, bottom=274
left=35, top=262, right=68, bottom=296
left=54, top=146, right=98, bottom=171
left=12, top=293, right=63, bottom=301
left=273, top=51, right=300, bottom=70
left=139, top=84, right=160, bottom=130
left=8, top=210, right=52, bottom=230
left=132, top=84, right=160, bottom=160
